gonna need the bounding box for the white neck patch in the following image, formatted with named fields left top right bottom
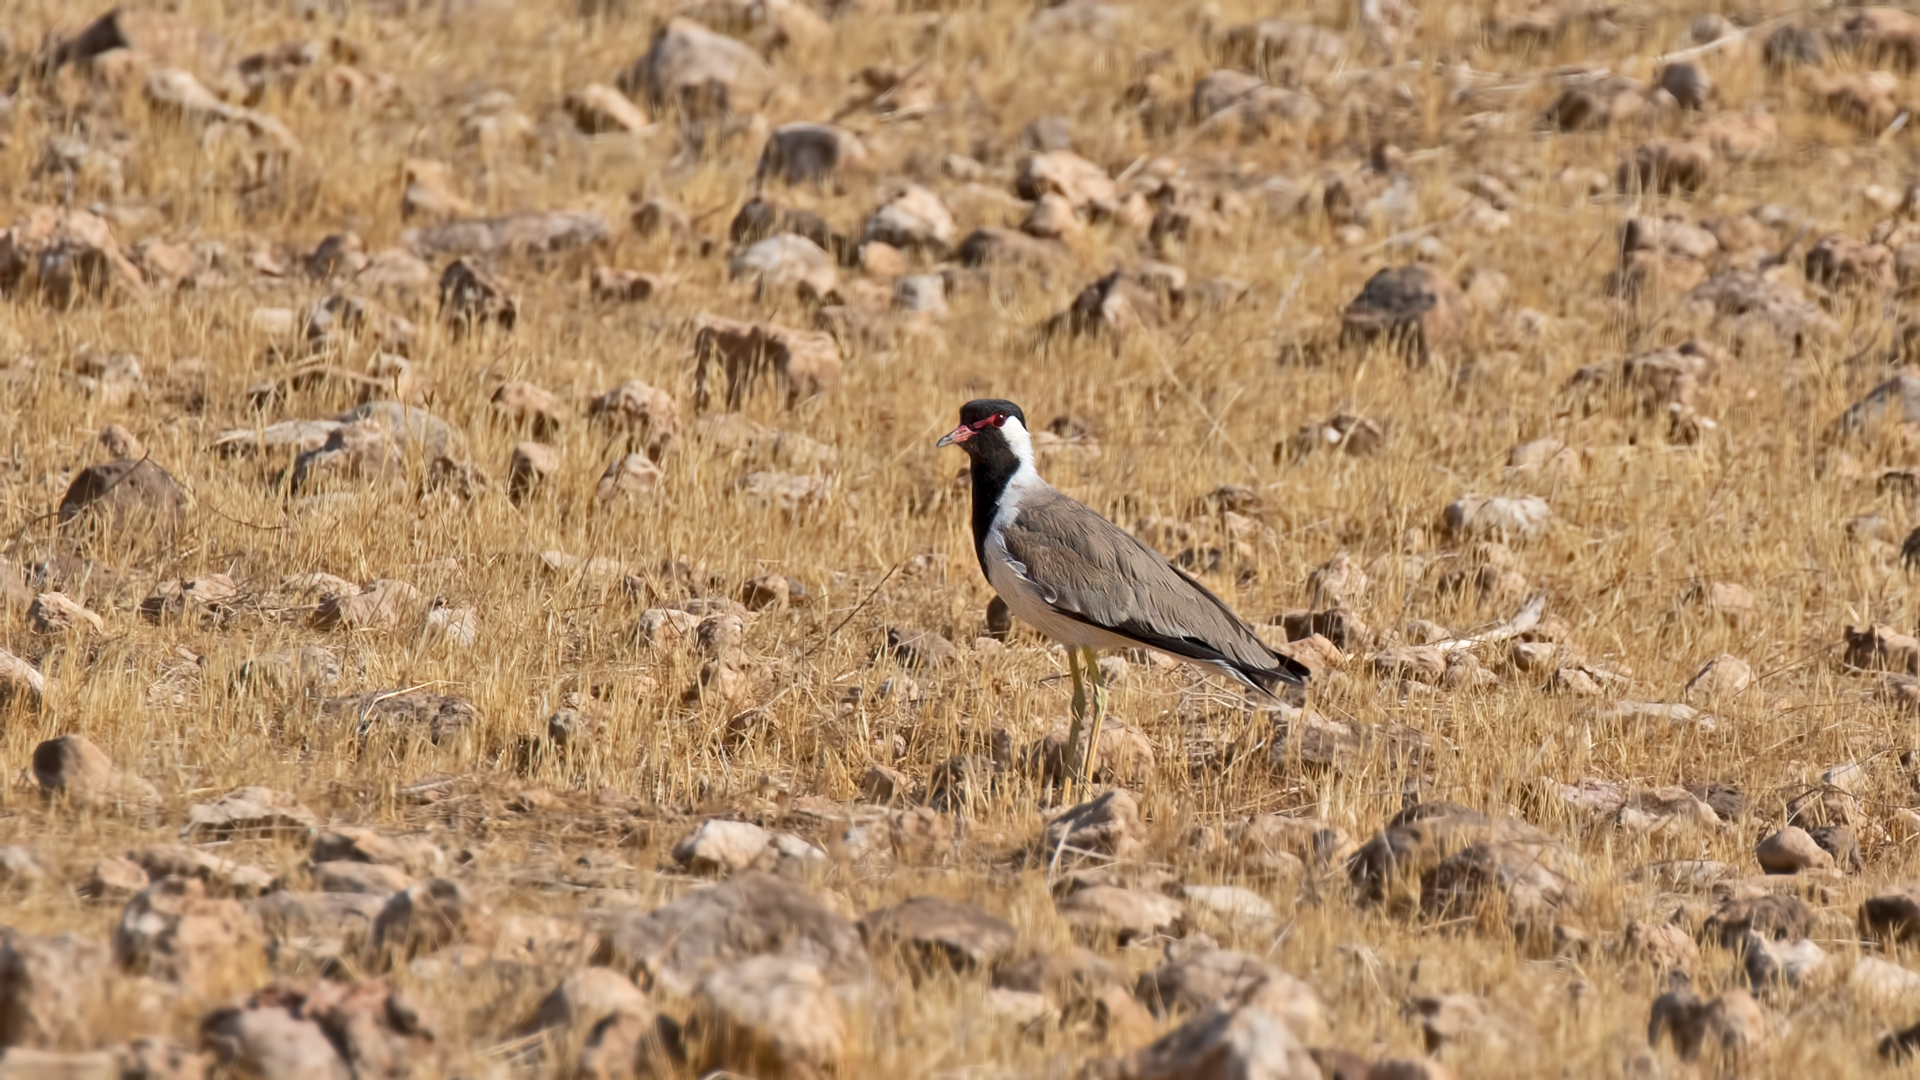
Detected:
left=998, top=415, right=1044, bottom=493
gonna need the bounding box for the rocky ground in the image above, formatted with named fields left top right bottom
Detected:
left=14, top=0, right=1920, bottom=1077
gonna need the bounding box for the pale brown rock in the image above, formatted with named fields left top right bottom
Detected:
left=596, top=455, right=665, bottom=502
left=1043, top=790, right=1147, bottom=862
left=490, top=381, right=568, bottom=438
left=618, top=18, right=774, bottom=117
left=859, top=896, right=1017, bottom=974
left=310, top=828, right=446, bottom=876
left=438, top=259, right=517, bottom=334
left=1135, top=947, right=1325, bottom=1040
left=522, top=968, right=648, bottom=1039
left=310, top=579, right=424, bottom=632
left=1056, top=885, right=1188, bottom=945
left=1083, top=987, right=1320, bottom=1080
left=1341, top=265, right=1464, bottom=363
left=81, top=857, right=150, bottom=902
left=131, top=847, right=272, bottom=899
left=693, top=315, right=843, bottom=412
left=593, top=873, right=871, bottom=995
left=0, top=650, right=47, bottom=708
left=371, top=879, right=479, bottom=962
left=1685, top=654, right=1752, bottom=700
left=566, top=83, right=650, bottom=134
left=1622, top=919, right=1697, bottom=973
left=28, top=592, right=102, bottom=636
left=200, top=993, right=351, bottom=1080
left=33, top=735, right=159, bottom=815
left=1755, top=826, right=1833, bottom=874
left=113, top=878, right=258, bottom=990
left=0, top=931, right=112, bottom=1050
left=1648, top=983, right=1767, bottom=1062
left=311, top=862, right=410, bottom=895
left=183, top=787, right=318, bottom=841
left=1028, top=719, right=1155, bottom=786
left=672, top=818, right=774, bottom=875
left=59, top=458, right=185, bottom=553
left=691, top=956, right=845, bottom=1079
left=589, top=380, right=681, bottom=458
left=1016, top=151, right=1116, bottom=211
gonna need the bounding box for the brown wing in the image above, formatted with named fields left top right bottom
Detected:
left=998, top=488, right=1307, bottom=690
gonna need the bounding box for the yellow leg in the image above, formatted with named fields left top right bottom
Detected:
left=1062, top=648, right=1087, bottom=799
left=1081, top=648, right=1107, bottom=786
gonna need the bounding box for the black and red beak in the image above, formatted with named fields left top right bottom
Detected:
left=935, top=423, right=973, bottom=448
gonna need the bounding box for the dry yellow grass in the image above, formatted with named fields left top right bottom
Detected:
left=10, top=0, right=1920, bottom=1076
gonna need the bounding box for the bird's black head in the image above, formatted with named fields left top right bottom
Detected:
left=936, top=399, right=1028, bottom=459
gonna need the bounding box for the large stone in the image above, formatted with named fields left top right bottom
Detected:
left=596, top=455, right=665, bottom=503
left=1134, top=946, right=1325, bottom=1040
left=32, top=735, right=159, bottom=814
left=1015, top=151, right=1116, bottom=211
left=182, top=787, right=317, bottom=842
left=131, top=847, right=273, bottom=899
left=521, top=968, right=648, bottom=1038
left=673, top=819, right=775, bottom=875
left=1739, top=933, right=1828, bottom=989
left=113, top=878, right=258, bottom=990
left=402, top=211, right=608, bottom=261
left=1754, top=827, right=1833, bottom=875
left=1348, top=809, right=1545, bottom=907
left=1341, top=265, right=1465, bottom=363
left=756, top=124, right=868, bottom=187
left=0, top=932, right=111, bottom=1050
left=1043, top=790, right=1148, bottom=862
left=0, top=650, right=47, bottom=708
left=371, top=879, right=479, bottom=962
left=692, top=315, right=843, bottom=411
left=592, top=872, right=870, bottom=996
left=589, top=380, right=681, bottom=459
left=310, top=828, right=446, bottom=877
left=57, top=458, right=185, bottom=553
left=312, top=863, right=411, bottom=896
left=863, top=185, right=956, bottom=255
left=1056, top=885, right=1188, bottom=945
left=1702, top=893, right=1814, bottom=948
left=728, top=234, right=836, bottom=298
left=1861, top=886, right=1920, bottom=943
left=1647, top=984, right=1767, bottom=1062
left=1420, top=839, right=1579, bottom=938
left=317, top=688, right=478, bottom=745
left=200, top=993, right=352, bottom=1080
left=288, top=423, right=404, bottom=495
left=1852, top=956, right=1920, bottom=1011
left=1083, top=990, right=1320, bottom=1080
left=28, top=592, right=102, bottom=636
left=858, top=896, right=1017, bottom=975
left=300, top=980, right=437, bottom=1078
left=617, top=18, right=774, bottom=117
left=1442, top=495, right=1551, bottom=543
left=691, top=956, right=844, bottom=1079
left=310, top=580, right=425, bottom=632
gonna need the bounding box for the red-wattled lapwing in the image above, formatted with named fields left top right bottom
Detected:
left=938, top=399, right=1309, bottom=786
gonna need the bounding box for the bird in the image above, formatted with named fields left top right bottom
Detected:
left=937, top=398, right=1309, bottom=787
